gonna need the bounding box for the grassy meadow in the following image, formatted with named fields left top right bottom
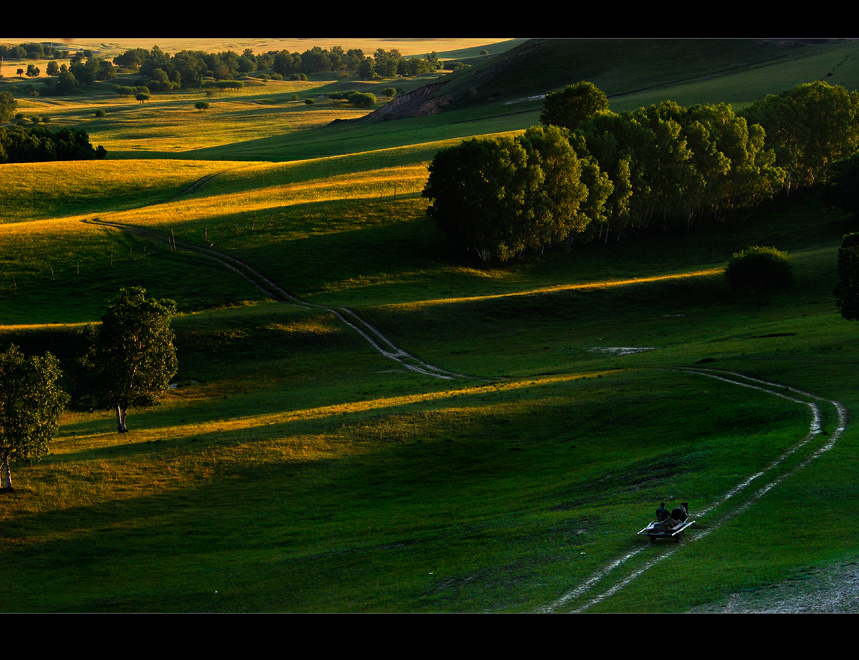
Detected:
left=2, top=38, right=859, bottom=613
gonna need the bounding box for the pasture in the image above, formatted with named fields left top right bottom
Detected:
left=1, top=38, right=859, bottom=613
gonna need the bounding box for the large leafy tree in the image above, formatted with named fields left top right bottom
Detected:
left=579, top=100, right=782, bottom=236
left=540, top=81, right=610, bottom=131
left=629, top=102, right=697, bottom=225
left=835, top=233, right=859, bottom=321
left=681, top=103, right=783, bottom=220
left=0, top=345, right=68, bottom=491
left=79, top=287, right=178, bottom=433
left=576, top=112, right=644, bottom=240
left=517, top=124, right=596, bottom=249
left=424, top=136, right=539, bottom=262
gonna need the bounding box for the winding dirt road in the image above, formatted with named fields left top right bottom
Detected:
left=82, top=216, right=468, bottom=381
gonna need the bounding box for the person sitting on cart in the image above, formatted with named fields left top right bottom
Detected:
left=668, top=502, right=689, bottom=527
left=656, top=502, right=670, bottom=522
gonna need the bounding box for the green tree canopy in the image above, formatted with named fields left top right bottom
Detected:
left=540, top=81, right=610, bottom=131
left=423, top=129, right=613, bottom=262
left=424, top=136, right=538, bottom=262
left=0, top=125, right=106, bottom=163
left=79, top=287, right=178, bottom=433
left=0, top=90, right=17, bottom=122
left=518, top=124, right=607, bottom=248
left=0, top=345, right=68, bottom=491
left=347, top=91, right=376, bottom=108
left=578, top=100, right=783, bottom=238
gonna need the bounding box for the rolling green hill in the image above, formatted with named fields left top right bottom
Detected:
left=184, top=38, right=859, bottom=162
left=1, top=38, right=859, bottom=613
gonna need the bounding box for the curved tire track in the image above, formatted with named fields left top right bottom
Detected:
left=540, top=367, right=847, bottom=613
left=82, top=216, right=468, bottom=380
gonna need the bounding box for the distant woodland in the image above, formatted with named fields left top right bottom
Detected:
left=0, top=41, right=448, bottom=95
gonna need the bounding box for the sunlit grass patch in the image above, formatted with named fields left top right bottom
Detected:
left=0, top=159, right=240, bottom=223
left=77, top=81, right=375, bottom=154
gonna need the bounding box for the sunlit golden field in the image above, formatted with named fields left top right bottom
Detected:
left=0, top=159, right=237, bottom=223
left=9, top=81, right=378, bottom=153
left=1, top=37, right=526, bottom=160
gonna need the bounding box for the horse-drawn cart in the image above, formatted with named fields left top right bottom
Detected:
left=638, top=518, right=695, bottom=542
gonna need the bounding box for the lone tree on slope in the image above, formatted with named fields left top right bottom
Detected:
left=0, top=345, right=68, bottom=491
left=79, top=287, right=178, bottom=433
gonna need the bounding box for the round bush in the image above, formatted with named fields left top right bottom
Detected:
left=725, top=245, right=795, bottom=304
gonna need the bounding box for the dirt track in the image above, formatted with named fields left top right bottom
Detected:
left=82, top=217, right=469, bottom=381
left=541, top=368, right=848, bottom=614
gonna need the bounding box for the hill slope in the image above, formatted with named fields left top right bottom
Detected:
left=358, top=38, right=859, bottom=122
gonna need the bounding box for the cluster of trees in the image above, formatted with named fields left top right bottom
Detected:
left=424, top=124, right=609, bottom=261
left=424, top=81, right=859, bottom=263
left=744, top=81, right=859, bottom=190
left=110, top=45, right=441, bottom=88
left=0, top=125, right=106, bottom=163
left=0, top=288, right=178, bottom=490
left=4, top=42, right=443, bottom=98
left=0, top=42, right=68, bottom=61
left=39, top=53, right=117, bottom=94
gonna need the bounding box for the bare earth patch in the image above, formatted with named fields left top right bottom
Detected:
left=589, top=347, right=655, bottom=356
left=690, top=560, right=859, bottom=613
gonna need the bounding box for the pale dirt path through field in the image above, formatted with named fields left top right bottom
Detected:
left=83, top=216, right=469, bottom=381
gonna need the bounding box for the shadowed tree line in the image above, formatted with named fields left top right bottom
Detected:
left=424, top=81, right=859, bottom=263
left=0, top=124, right=106, bottom=163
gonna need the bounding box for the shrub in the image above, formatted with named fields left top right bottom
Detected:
left=725, top=245, right=795, bottom=304
left=347, top=91, right=376, bottom=108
